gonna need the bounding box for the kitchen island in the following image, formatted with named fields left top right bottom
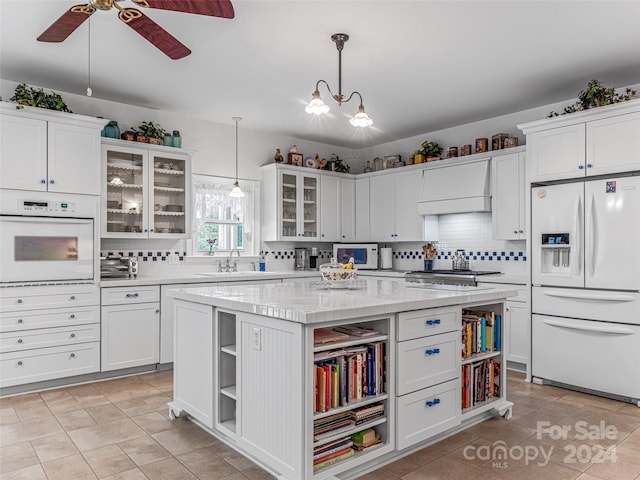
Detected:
left=167, top=278, right=517, bottom=480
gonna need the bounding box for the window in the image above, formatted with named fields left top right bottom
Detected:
left=191, top=175, right=259, bottom=256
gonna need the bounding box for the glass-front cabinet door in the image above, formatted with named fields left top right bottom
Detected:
left=279, top=170, right=319, bottom=241
left=103, top=144, right=148, bottom=237
left=101, top=139, right=190, bottom=239
left=150, top=152, right=188, bottom=237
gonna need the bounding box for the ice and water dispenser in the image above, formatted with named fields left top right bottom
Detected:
left=539, top=233, right=571, bottom=273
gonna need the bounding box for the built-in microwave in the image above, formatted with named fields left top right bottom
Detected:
left=332, top=243, right=378, bottom=270
left=0, top=190, right=98, bottom=285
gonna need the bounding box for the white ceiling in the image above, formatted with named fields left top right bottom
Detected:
left=1, top=0, right=639, bottom=149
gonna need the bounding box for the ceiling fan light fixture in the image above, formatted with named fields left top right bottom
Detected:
left=350, top=104, right=373, bottom=127
left=305, top=90, right=330, bottom=115
left=305, top=33, right=373, bottom=128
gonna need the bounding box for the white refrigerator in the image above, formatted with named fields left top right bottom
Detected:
left=530, top=175, right=640, bottom=404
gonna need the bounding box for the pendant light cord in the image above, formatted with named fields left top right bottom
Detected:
left=86, top=19, right=92, bottom=96
left=233, top=116, right=242, bottom=182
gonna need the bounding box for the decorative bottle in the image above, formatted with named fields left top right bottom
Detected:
left=364, top=160, right=373, bottom=173
left=172, top=130, right=182, bottom=148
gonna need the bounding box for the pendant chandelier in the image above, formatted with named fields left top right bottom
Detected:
left=305, top=33, right=373, bottom=128
left=229, top=116, right=245, bottom=198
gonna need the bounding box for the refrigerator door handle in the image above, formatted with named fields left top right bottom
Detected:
left=540, top=289, right=636, bottom=302
left=588, top=193, right=597, bottom=278
left=574, top=195, right=583, bottom=278
left=542, top=317, right=635, bottom=335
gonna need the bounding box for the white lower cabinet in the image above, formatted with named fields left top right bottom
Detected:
left=100, top=285, right=160, bottom=371
left=0, top=285, right=101, bottom=390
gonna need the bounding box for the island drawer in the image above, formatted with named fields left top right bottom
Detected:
left=0, top=324, right=100, bottom=353
left=101, top=285, right=160, bottom=305
left=396, top=330, right=460, bottom=395
left=396, top=378, right=461, bottom=450
left=0, top=341, right=100, bottom=388
left=397, top=306, right=460, bottom=341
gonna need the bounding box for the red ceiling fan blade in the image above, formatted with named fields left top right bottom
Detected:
left=119, top=8, right=191, bottom=60
left=132, top=0, right=234, bottom=18
left=37, top=4, right=96, bottom=42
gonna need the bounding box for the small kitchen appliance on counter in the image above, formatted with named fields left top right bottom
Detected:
left=294, top=248, right=309, bottom=270
left=332, top=243, right=378, bottom=269
left=100, top=255, right=138, bottom=279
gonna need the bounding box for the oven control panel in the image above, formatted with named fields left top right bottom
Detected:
left=21, top=200, right=76, bottom=215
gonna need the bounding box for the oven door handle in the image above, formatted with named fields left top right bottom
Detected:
left=542, top=318, right=635, bottom=335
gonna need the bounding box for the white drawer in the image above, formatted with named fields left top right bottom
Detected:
left=0, top=324, right=100, bottom=353
left=101, top=285, right=160, bottom=305
left=396, top=378, right=461, bottom=450
left=396, top=330, right=461, bottom=396
left=0, top=306, right=100, bottom=333
left=0, top=285, right=99, bottom=313
left=397, top=306, right=460, bottom=341
left=0, top=341, right=100, bottom=388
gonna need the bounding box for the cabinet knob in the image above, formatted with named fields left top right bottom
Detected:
left=321, top=234, right=324, bottom=237
left=69, top=353, right=76, bottom=359
left=70, top=314, right=76, bottom=319
left=69, top=296, right=76, bottom=301
left=17, top=299, right=23, bottom=304
left=425, top=398, right=441, bottom=407
left=425, top=319, right=441, bottom=326
left=17, top=339, right=23, bottom=344
left=41, top=179, right=46, bottom=184
left=425, top=348, right=441, bottom=355
left=513, top=230, right=518, bottom=234
left=518, top=230, right=523, bottom=234
left=17, top=361, right=23, bottom=366
left=150, top=229, right=154, bottom=232
left=578, top=165, right=584, bottom=170
left=155, top=309, right=160, bottom=314
left=586, top=163, right=592, bottom=168
left=50, top=179, right=55, bottom=184
left=17, top=319, right=23, bottom=324
left=126, top=293, right=139, bottom=298
left=144, top=229, right=148, bottom=233
left=70, top=333, right=76, bottom=338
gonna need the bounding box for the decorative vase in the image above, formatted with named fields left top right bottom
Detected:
left=102, top=121, right=120, bottom=139
left=414, top=153, right=425, bottom=164
left=364, top=160, right=372, bottom=173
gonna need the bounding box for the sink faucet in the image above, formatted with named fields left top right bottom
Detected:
left=229, top=248, right=241, bottom=258
left=225, top=249, right=241, bottom=272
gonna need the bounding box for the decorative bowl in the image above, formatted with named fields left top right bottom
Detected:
left=320, top=263, right=357, bottom=287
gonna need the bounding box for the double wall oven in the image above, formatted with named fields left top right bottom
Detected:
left=0, top=189, right=99, bottom=286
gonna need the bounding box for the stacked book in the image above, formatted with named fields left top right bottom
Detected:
left=314, top=342, right=385, bottom=413
left=313, top=437, right=355, bottom=472
left=461, top=358, right=501, bottom=409
left=313, top=411, right=354, bottom=442
left=350, top=402, right=384, bottom=426
left=461, top=310, right=501, bottom=359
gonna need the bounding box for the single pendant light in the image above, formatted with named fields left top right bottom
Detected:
left=229, top=116, right=245, bottom=198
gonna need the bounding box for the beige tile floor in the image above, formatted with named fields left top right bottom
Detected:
left=1, top=370, right=639, bottom=480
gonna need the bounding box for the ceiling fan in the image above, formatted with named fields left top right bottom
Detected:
left=37, top=0, right=234, bottom=59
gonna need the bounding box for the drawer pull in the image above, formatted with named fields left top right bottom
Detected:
left=70, top=353, right=76, bottom=358
left=425, top=348, right=441, bottom=355
left=70, top=333, right=76, bottom=338
left=70, top=314, right=76, bottom=319
left=17, top=319, right=24, bottom=324
left=126, top=293, right=139, bottom=298
left=17, top=361, right=23, bottom=366
left=425, top=398, right=441, bottom=407
left=17, top=339, right=23, bottom=344
left=70, top=296, right=76, bottom=301
left=17, top=299, right=23, bottom=304
left=425, top=319, right=441, bottom=326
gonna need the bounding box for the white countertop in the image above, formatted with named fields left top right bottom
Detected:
left=99, top=270, right=318, bottom=287
left=168, top=278, right=518, bottom=324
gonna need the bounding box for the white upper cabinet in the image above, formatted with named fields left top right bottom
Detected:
left=370, top=170, right=423, bottom=242
left=319, top=174, right=340, bottom=242
left=586, top=111, right=640, bottom=176
left=492, top=152, right=526, bottom=240
left=339, top=177, right=356, bottom=242
left=101, top=139, right=191, bottom=239
left=355, top=177, right=370, bottom=242
left=261, top=164, right=320, bottom=242
left=527, top=124, right=586, bottom=182
left=520, top=99, right=640, bottom=182
left=0, top=104, right=104, bottom=194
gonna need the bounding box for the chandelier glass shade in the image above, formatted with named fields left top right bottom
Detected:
left=305, top=33, right=373, bottom=127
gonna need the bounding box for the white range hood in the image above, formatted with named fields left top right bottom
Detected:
left=417, top=158, right=491, bottom=215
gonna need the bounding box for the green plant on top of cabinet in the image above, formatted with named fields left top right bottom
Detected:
left=0, top=102, right=105, bottom=195
left=101, top=138, right=191, bottom=238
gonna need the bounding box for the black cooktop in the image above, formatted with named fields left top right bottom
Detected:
left=408, top=270, right=501, bottom=276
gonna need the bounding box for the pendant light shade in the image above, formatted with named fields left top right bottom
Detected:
left=229, top=116, right=245, bottom=198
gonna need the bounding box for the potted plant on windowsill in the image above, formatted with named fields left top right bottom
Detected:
left=135, top=121, right=166, bottom=144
